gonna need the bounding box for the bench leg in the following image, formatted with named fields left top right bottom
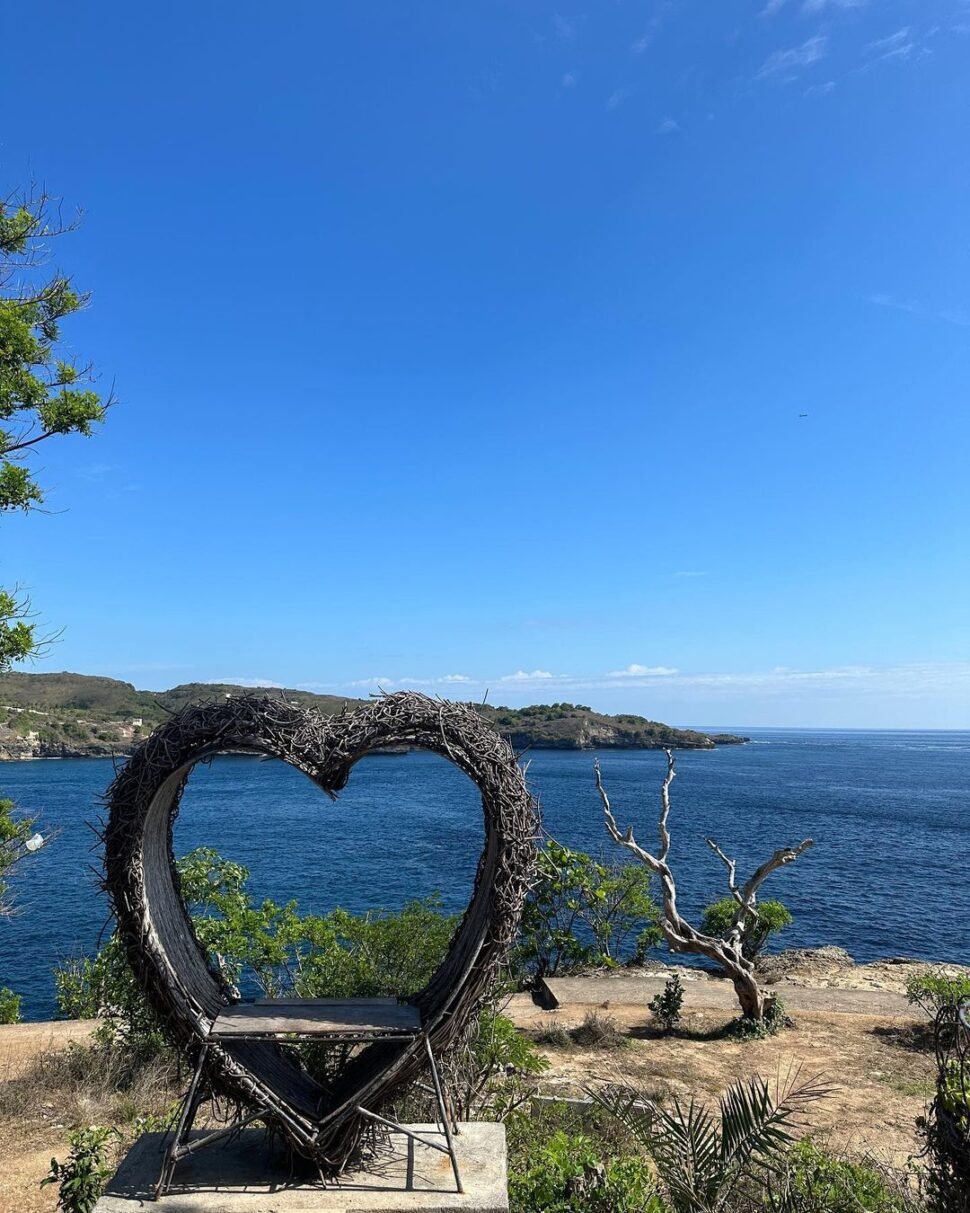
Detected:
left=423, top=1034, right=463, bottom=1194
left=155, top=1042, right=209, bottom=1200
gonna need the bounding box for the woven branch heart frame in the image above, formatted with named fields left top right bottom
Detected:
left=103, top=691, right=538, bottom=1171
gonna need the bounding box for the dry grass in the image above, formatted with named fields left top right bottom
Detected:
left=0, top=1040, right=180, bottom=1129
left=0, top=1038, right=182, bottom=1213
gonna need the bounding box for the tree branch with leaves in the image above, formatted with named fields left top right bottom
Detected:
left=596, top=749, right=813, bottom=1021
left=1, top=185, right=110, bottom=669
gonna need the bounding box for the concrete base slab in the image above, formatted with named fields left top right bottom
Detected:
left=94, top=1124, right=507, bottom=1213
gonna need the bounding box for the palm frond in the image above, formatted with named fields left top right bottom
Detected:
left=649, top=1096, right=721, bottom=1210
left=716, top=1066, right=833, bottom=1209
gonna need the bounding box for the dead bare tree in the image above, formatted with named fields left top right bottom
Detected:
left=595, top=749, right=813, bottom=1021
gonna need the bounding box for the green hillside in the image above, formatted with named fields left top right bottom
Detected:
left=0, top=672, right=746, bottom=758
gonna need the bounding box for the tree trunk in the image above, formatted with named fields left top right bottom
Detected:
left=732, top=968, right=765, bottom=1020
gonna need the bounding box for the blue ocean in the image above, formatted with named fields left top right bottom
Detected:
left=1, top=728, right=968, bottom=1021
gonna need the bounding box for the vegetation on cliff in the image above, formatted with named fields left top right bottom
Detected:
left=0, top=672, right=747, bottom=758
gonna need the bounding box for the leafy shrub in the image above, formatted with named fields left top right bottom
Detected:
left=41, top=1126, right=118, bottom=1213
left=783, top=1139, right=914, bottom=1213
left=0, top=984, right=21, bottom=1023
left=292, top=897, right=456, bottom=1000
left=55, top=934, right=170, bottom=1060
left=55, top=847, right=457, bottom=1058
left=508, top=1129, right=663, bottom=1213
left=648, top=973, right=684, bottom=1033
left=459, top=1009, right=551, bottom=1120
left=700, top=897, right=792, bottom=962
left=518, top=839, right=661, bottom=977
left=906, top=971, right=970, bottom=1020
left=724, top=996, right=787, bottom=1041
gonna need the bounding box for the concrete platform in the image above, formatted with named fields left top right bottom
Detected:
left=540, top=974, right=912, bottom=1016
left=94, top=1124, right=507, bottom=1213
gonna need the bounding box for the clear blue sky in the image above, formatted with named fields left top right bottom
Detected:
left=2, top=1, right=968, bottom=727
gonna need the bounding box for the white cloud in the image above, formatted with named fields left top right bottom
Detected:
left=77, top=463, right=114, bottom=482
left=802, top=0, right=866, bottom=9
left=440, top=673, right=473, bottom=683
left=866, top=27, right=911, bottom=53
left=867, top=294, right=970, bottom=328
left=804, top=79, right=837, bottom=95
left=861, top=26, right=916, bottom=64
left=608, top=664, right=679, bottom=678
left=606, top=87, right=634, bottom=111
left=499, top=669, right=563, bottom=682
left=631, top=1, right=671, bottom=53
left=553, top=13, right=576, bottom=41
left=756, top=34, right=828, bottom=80
left=656, top=116, right=680, bottom=135
left=674, top=570, right=707, bottom=578
left=762, top=0, right=865, bottom=14
left=561, top=71, right=578, bottom=88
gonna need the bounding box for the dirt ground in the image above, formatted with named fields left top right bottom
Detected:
left=506, top=997, right=935, bottom=1169
left=1, top=951, right=961, bottom=1212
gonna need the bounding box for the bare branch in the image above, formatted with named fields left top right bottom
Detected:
left=595, top=758, right=663, bottom=874
left=657, top=747, right=675, bottom=861
left=739, top=839, right=814, bottom=905
left=706, top=837, right=740, bottom=899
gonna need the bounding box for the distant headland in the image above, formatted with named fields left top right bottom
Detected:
left=0, top=671, right=748, bottom=760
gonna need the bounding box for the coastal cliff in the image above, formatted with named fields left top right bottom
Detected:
left=0, top=672, right=747, bottom=758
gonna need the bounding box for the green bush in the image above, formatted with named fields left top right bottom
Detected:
left=906, top=971, right=970, bottom=1020
left=518, top=840, right=661, bottom=977
left=648, top=972, right=684, bottom=1033
left=724, top=996, right=787, bottom=1041
left=0, top=985, right=21, bottom=1023
left=784, top=1139, right=913, bottom=1212
left=459, top=1009, right=550, bottom=1120
left=700, top=896, right=792, bottom=962
left=55, top=847, right=458, bottom=1057
left=41, top=1126, right=118, bottom=1213
left=508, top=1129, right=663, bottom=1213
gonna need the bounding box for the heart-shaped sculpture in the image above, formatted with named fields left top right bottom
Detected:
left=103, top=691, right=537, bottom=1170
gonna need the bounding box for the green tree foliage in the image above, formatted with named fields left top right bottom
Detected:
left=0, top=795, right=43, bottom=917
left=459, top=1008, right=551, bottom=1121
left=905, top=971, right=970, bottom=1020
left=56, top=847, right=457, bottom=1053
left=1, top=188, right=108, bottom=669
left=700, top=897, right=793, bottom=963
left=518, top=840, right=662, bottom=977
left=0, top=984, right=22, bottom=1023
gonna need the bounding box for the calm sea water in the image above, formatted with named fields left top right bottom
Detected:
left=1, top=729, right=968, bottom=1021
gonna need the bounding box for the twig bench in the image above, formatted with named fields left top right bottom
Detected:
left=156, top=997, right=462, bottom=1198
